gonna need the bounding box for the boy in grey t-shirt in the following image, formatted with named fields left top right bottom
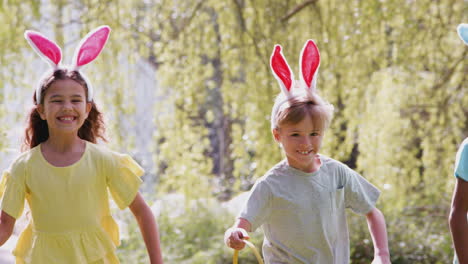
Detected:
left=224, top=40, right=390, bottom=263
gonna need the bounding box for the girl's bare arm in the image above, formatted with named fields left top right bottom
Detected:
left=129, top=193, right=163, bottom=264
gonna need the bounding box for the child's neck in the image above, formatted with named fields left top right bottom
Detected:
left=287, top=154, right=322, bottom=173
left=43, top=136, right=84, bottom=153
left=306, top=155, right=322, bottom=173
left=40, top=137, right=87, bottom=167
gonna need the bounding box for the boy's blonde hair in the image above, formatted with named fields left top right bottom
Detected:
left=271, top=88, right=334, bottom=131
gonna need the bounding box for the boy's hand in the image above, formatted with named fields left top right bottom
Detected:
left=372, top=256, right=391, bottom=264
left=224, top=227, right=250, bottom=250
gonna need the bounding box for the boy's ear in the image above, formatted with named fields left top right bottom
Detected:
left=272, top=128, right=281, bottom=142
left=36, top=104, right=46, bottom=120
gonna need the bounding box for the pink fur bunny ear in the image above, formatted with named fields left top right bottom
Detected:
left=24, top=30, right=63, bottom=103
left=24, top=30, right=62, bottom=69
left=299, top=39, right=320, bottom=96
left=72, top=25, right=111, bottom=101
left=72, top=25, right=111, bottom=70
left=270, top=45, right=295, bottom=99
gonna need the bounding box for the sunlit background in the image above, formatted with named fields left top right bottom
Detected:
left=0, top=0, right=467, bottom=263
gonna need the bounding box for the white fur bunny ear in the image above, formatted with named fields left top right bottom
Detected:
left=270, top=45, right=295, bottom=99
left=299, top=39, right=320, bottom=96
left=24, top=30, right=62, bottom=69
left=457, top=24, right=468, bottom=45
left=72, top=25, right=111, bottom=70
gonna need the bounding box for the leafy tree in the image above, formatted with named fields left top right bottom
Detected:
left=1, top=0, right=467, bottom=262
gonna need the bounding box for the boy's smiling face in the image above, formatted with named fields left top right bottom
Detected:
left=273, top=117, right=323, bottom=173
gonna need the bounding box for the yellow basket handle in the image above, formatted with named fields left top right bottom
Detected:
left=233, top=239, right=264, bottom=264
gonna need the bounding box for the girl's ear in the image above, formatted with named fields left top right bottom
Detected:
left=85, top=102, right=92, bottom=116
left=36, top=104, right=46, bottom=120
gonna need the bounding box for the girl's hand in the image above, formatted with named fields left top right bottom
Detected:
left=224, top=227, right=250, bottom=250
left=372, top=256, right=391, bottom=264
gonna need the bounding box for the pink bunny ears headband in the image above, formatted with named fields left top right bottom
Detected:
left=270, top=39, right=320, bottom=100
left=24, top=25, right=111, bottom=103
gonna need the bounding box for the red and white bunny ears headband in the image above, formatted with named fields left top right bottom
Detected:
left=270, top=39, right=320, bottom=100
left=24, top=25, right=111, bottom=103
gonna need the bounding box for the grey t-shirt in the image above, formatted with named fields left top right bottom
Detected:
left=238, top=156, right=381, bottom=264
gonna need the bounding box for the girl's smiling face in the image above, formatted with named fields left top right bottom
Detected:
left=37, top=78, right=91, bottom=135
left=273, top=117, right=323, bottom=173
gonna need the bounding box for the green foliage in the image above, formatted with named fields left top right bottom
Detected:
left=116, top=195, right=454, bottom=263
left=117, top=197, right=263, bottom=264
left=121, top=0, right=468, bottom=208
left=158, top=199, right=231, bottom=263
left=1, top=0, right=467, bottom=262
left=348, top=210, right=452, bottom=263
left=117, top=219, right=149, bottom=264
left=0, top=0, right=42, bottom=151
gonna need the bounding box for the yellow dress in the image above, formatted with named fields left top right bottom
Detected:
left=0, top=142, right=143, bottom=264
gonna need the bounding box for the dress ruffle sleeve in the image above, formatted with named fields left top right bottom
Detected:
left=0, top=169, right=26, bottom=219
left=107, top=153, right=144, bottom=210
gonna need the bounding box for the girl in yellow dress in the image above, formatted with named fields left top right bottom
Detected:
left=0, top=26, right=163, bottom=263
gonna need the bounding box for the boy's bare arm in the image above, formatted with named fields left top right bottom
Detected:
left=449, top=178, right=468, bottom=263
left=224, top=218, right=252, bottom=250
left=0, top=211, right=15, bottom=246
left=366, top=207, right=391, bottom=264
